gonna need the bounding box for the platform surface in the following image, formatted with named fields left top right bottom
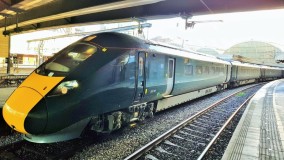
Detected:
left=222, top=79, right=284, bottom=160
left=0, top=88, right=16, bottom=108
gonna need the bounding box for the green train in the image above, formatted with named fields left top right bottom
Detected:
left=2, top=32, right=283, bottom=143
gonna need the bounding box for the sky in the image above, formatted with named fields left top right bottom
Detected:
left=11, top=8, right=284, bottom=54
left=147, top=8, right=284, bottom=50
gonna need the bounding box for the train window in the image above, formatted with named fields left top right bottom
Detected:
left=36, top=43, right=97, bottom=76
left=210, top=67, right=215, bottom=74
left=204, top=66, right=209, bottom=74
left=215, top=67, right=219, bottom=73
left=146, top=53, right=166, bottom=87
left=184, top=65, right=193, bottom=75
left=168, top=59, right=174, bottom=78
left=125, top=54, right=135, bottom=80
left=90, top=53, right=134, bottom=91
left=220, top=67, right=224, bottom=73
left=184, top=58, right=190, bottom=63
left=196, top=66, right=202, bottom=75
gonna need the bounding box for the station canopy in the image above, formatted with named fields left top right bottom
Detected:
left=196, top=48, right=221, bottom=56
left=224, top=41, right=284, bottom=66
left=1, top=0, right=284, bottom=34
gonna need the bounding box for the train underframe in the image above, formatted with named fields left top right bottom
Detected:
left=229, top=79, right=258, bottom=88
left=88, top=83, right=227, bottom=134
left=88, top=77, right=277, bottom=135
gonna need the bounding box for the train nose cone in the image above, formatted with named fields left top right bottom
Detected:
left=2, top=87, right=46, bottom=134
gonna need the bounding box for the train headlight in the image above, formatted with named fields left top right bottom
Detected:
left=48, top=80, right=79, bottom=97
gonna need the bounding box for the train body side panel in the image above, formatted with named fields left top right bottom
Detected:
left=171, top=57, right=227, bottom=95
left=235, top=66, right=261, bottom=81
left=264, top=69, right=282, bottom=78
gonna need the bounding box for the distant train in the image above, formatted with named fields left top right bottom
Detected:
left=2, top=32, right=284, bottom=143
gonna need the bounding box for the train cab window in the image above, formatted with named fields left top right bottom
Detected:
left=36, top=43, right=97, bottom=77
left=116, top=54, right=129, bottom=70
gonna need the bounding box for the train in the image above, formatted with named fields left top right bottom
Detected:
left=2, top=32, right=284, bottom=143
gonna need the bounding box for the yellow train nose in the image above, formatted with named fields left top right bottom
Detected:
left=2, top=87, right=43, bottom=134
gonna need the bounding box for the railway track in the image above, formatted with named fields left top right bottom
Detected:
left=124, top=85, right=258, bottom=160
left=0, top=132, right=98, bottom=160
left=0, top=74, right=27, bottom=88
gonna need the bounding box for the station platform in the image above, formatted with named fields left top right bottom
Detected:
left=0, top=88, right=16, bottom=108
left=222, top=79, right=284, bottom=159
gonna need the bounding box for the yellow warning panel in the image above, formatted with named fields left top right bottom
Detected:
left=19, top=72, right=64, bottom=96
left=3, top=87, right=42, bottom=134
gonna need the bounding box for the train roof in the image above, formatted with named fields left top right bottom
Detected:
left=80, top=32, right=146, bottom=48
left=147, top=41, right=230, bottom=65
left=261, top=65, right=284, bottom=70
left=231, top=61, right=262, bottom=68
left=231, top=61, right=284, bottom=70
left=81, top=32, right=230, bottom=65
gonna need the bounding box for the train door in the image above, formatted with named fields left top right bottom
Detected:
left=224, top=65, right=230, bottom=82
left=134, top=52, right=146, bottom=102
left=164, top=58, right=175, bottom=96
left=260, top=68, right=265, bottom=80
left=231, top=65, right=237, bottom=81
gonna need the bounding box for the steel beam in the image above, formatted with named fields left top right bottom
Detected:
left=0, top=0, right=163, bottom=31
left=0, top=0, right=284, bottom=34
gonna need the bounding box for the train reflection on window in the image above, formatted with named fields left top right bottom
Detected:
left=36, top=43, right=97, bottom=77
left=93, top=53, right=135, bottom=91
left=145, top=53, right=166, bottom=88
left=139, top=57, right=144, bottom=77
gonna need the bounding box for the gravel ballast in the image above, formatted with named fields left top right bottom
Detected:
left=71, top=84, right=263, bottom=160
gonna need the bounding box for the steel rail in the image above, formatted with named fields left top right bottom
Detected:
left=124, top=84, right=260, bottom=160
left=197, top=94, right=254, bottom=160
